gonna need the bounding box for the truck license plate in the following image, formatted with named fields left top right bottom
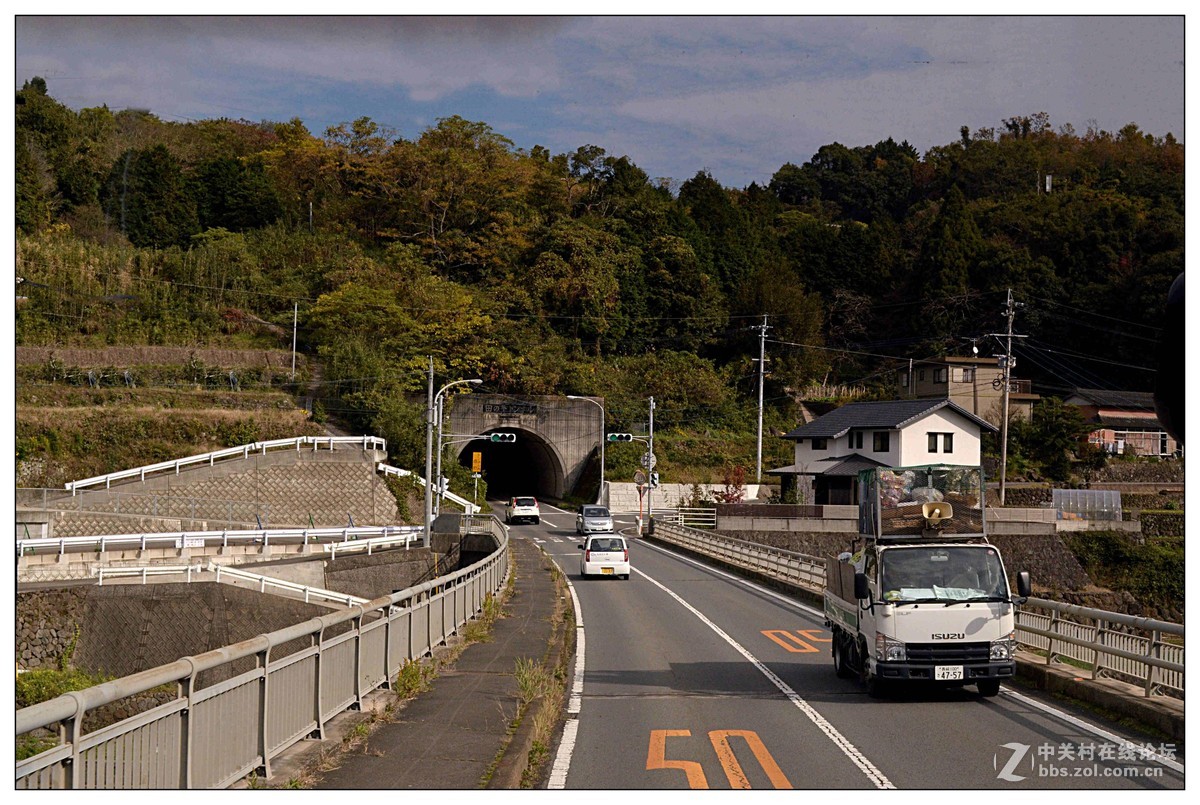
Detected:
left=935, top=665, right=964, bottom=680
left=602, top=567, right=614, bottom=575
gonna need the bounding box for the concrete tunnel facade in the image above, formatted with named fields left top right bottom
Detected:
left=447, top=395, right=602, bottom=501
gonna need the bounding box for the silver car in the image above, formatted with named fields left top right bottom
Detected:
left=576, top=505, right=614, bottom=534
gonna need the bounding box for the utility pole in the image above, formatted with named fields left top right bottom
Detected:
left=647, top=396, right=655, bottom=529
left=290, top=302, right=298, bottom=382
left=424, top=357, right=434, bottom=548
left=751, top=315, right=771, bottom=483
left=988, top=289, right=1025, bottom=506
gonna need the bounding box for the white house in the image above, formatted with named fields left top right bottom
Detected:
left=767, top=399, right=998, bottom=504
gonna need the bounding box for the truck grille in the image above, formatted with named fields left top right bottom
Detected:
left=906, top=642, right=990, bottom=664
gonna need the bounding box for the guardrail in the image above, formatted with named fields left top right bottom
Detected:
left=64, top=436, right=387, bottom=494
left=94, top=564, right=208, bottom=585
left=207, top=562, right=371, bottom=607
left=16, top=516, right=508, bottom=790
left=377, top=463, right=479, bottom=515
left=650, top=521, right=1184, bottom=698
left=17, top=525, right=420, bottom=559
left=653, top=521, right=826, bottom=590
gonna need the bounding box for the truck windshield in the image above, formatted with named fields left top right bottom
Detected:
left=879, top=546, right=1008, bottom=602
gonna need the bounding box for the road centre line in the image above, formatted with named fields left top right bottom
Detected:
left=633, top=565, right=894, bottom=789
left=641, top=540, right=1184, bottom=773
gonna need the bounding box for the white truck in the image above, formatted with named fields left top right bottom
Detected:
left=824, top=464, right=1031, bottom=697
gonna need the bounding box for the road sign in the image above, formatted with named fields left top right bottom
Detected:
left=634, top=469, right=647, bottom=486
left=640, top=452, right=657, bottom=469
left=471, top=451, right=482, bottom=473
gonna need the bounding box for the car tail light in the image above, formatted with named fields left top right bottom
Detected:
left=624, top=549, right=628, bottom=561
left=585, top=550, right=591, bottom=562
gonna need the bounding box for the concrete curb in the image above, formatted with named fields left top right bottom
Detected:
left=486, top=546, right=573, bottom=789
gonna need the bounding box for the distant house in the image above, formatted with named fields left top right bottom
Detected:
left=767, top=399, right=998, bottom=505
left=1064, top=388, right=1180, bottom=457
left=896, top=355, right=1039, bottom=428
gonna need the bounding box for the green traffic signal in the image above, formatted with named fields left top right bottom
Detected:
left=607, top=433, right=633, bottom=442
left=490, top=432, right=516, bottom=443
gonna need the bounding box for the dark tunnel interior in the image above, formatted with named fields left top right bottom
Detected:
left=456, top=429, right=564, bottom=501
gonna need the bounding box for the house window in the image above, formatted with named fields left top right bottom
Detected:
left=928, top=432, right=955, bottom=453
left=899, top=371, right=909, bottom=388
left=851, top=431, right=863, bottom=449
left=963, top=368, right=975, bottom=382
left=812, top=438, right=828, bottom=450
left=918, top=369, right=926, bottom=381
left=873, top=432, right=890, bottom=452
left=933, top=368, right=947, bottom=383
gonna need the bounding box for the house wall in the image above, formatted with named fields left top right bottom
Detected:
left=897, top=410, right=983, bottom=466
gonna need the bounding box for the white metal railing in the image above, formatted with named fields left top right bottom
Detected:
left=17, top=525, right=420, bottom=559
left=653, top=521, right=826, bottom=590
left=672, top=507, right=717, bottom=529
left=206, top=562, right=370, bottom=607
left=64, top=436, right=386, bottom=494
left=649, top=521, right=1183, bottom=698
left=377, top=463, right=480, bottom=514
left=94, top=564, right=208, bottom=585
left=16, top=517, right=509, bottom=790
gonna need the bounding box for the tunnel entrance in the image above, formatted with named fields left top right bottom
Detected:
left=455, top=428, right=566, bottom=501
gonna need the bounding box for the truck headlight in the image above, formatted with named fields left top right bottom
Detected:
left=990, top=632, right=1016, bottom=661
left=875, top=632, right=906, bottom=662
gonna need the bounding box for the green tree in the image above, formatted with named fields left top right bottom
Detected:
left=102, top=145, right=199, bottom=248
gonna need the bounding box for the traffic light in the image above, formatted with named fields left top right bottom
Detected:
left=490, top=432, right=516, bottom=443
left=607, top=433, right=634, bottom=442
left=650, top=471, right=660, bottom=488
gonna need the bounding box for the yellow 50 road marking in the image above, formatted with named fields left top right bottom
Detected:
left=646, top=729, right=792, bottom=789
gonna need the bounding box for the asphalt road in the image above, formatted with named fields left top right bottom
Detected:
left=513, top=502, right=1184, bottom=791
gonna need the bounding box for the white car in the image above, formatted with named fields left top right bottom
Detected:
left=579, top=534, right=630, bottom=580
left=504, top=496, right=540, bottom=525
left=576, top=505, right=614, bottom=534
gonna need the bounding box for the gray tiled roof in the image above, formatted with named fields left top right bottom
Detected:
left=811, top=454, right=888, bottom=476
left=1069, top=388, right=1155, bottom=410
left=782, top=398, right=998, bottom=440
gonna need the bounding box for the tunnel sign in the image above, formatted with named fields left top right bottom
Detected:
left=472, top=451, right=482, bottom=473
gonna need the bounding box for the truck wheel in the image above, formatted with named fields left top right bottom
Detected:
left=977, top=679, right=1001, bottom=697
left=832, top=632, right=854, bottom=679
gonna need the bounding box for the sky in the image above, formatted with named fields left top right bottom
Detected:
left=10, top=11, right=1187, bottom=190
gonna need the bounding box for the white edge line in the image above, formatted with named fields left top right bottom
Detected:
left=547, top=548, right=585, bottom=789
left=644, top=538, right=1185, bottom=777
left=998, top=687, right=1185, bottom=774
left=634, top=565, right=895, bottom=790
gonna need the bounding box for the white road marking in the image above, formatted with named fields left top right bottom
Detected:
left=548, top=560, right=587, bottom=790
left=644, top=540, right=1185, bottom=776
left=997, top=688, right=1185, bottom=773
left=634, top=566, right=894, bottom=789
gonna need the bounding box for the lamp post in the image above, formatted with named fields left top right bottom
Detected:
left=425, top=375, right=481, bottom=545
left=567, top=395, right=605, bottom=506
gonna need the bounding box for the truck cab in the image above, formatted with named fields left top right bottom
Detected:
left=824, top=465, right=1031, bottom=697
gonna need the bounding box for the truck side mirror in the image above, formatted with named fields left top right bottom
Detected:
left=853, top=572, right=870, bottom=600
left=1016, top=571, right=1031, bottom=600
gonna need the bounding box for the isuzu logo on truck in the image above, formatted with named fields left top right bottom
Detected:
left=931, top=633, right=966, bottom=640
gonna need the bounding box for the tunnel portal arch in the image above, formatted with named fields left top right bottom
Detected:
left=454, top=428, right=566, bottom=501
left=447, top=395, right=602, bottom=502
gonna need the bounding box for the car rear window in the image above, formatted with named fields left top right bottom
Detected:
left=588, top=537, right=624, bottom=552
left=515, top=497, right=537, bottom=507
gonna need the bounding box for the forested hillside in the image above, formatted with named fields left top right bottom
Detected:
left=15, top=77, right=1184, bottom=484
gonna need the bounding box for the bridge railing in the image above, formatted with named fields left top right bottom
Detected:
left=649, top=522, right=1184, bottom=698
left=17, top=525, right=422, bottom=559
left=16, top=516, right=508, bottom=790
left=63, top=436, right=387, bottom=494
left=377, top=463, right=480, bottom=515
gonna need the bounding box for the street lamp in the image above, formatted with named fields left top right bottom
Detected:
left=567, top=395, right=606, bottom=506
left=425, top=374, right=481, bottom=546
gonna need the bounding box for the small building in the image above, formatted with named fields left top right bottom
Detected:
left=1063, top=388, right=1180, bottom=457
left=896, top=355, right=1039, bottom=428
left=768, top=399, right=998, bottom=505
